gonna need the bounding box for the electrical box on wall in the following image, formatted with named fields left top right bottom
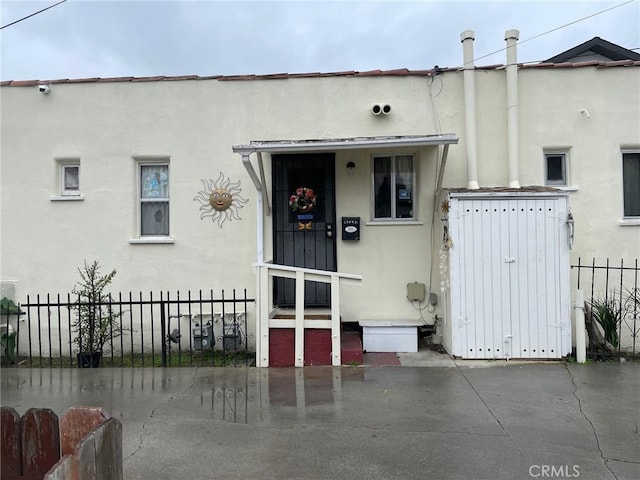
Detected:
left=342, top=217, right=360, bottom=240
left=407, top=282, right=426, bottom=302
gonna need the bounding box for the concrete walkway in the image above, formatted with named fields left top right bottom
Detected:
left=1, top=362, right=638, bottom=480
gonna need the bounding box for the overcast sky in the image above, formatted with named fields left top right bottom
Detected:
left=1, top=0, right=638, bottom=81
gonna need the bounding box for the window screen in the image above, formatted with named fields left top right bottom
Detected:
left=622, top=152, right=640, bottom=217
left=373, top=154, right=414, bottom=219
left=140, top=164, right=169, bottom=236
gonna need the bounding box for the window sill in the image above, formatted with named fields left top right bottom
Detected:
left=553, top=185, right=579, bottom=192
left=366, top=220, right=424, bottom=226
left=129, top=237, right=175, bottom=244
left=50, top=195, right=84, bottom=201
left=619, top=218, right=640, bottom=226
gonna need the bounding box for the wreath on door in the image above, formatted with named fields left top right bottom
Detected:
left=289, top=187, right=317, bottom=230
left=289, top=187, right=317, bottom=212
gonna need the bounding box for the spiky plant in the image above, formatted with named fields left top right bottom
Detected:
left=71, top=260, right=122, bottom=359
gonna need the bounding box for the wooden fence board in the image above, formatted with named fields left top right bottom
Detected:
left=72, top=431, right=96, bottom=480
left=0, top=407, right=121, bottom=480
left=20, top=409, right=60, bottom=478
left=93, top=418, right=123, bottom=480
left=43, top=455, right=74, bottom=480
left=1, top=407, right=22, bottom=476
left=59, top=406, right=109, bottom=456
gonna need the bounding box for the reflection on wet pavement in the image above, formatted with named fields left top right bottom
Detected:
left=0, top=367, right=368, bottom=426
left=2, top=364, right=638, bottom=480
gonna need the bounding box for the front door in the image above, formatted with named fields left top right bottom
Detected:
left=273, top=153, right=336, bottom=307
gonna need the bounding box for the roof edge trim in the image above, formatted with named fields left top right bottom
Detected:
left=232, top=134, right=459, bottom=154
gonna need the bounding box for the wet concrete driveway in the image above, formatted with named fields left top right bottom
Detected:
left=1, top=363, right=638, bottom=480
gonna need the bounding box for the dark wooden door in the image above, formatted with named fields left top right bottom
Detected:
left=273, top=153, right=336, bottom=307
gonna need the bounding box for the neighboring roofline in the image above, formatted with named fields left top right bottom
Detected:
left=447, top=186, right=568, bottom=197
left=543, top=36, right=640, bottom=63
left=2, top=60, right=639, bottom=86
left=232, top=134, right=459, bottom=155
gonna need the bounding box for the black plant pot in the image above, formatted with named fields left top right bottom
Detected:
left=77, top=352, right=102, bottom=368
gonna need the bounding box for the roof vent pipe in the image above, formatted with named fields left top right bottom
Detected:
left=505, top=29, right=521, bottom=188
left=460, top=30, right=479, bottom=190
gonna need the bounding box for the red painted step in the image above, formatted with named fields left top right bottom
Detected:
left=341, top=331, right=363, bottom=365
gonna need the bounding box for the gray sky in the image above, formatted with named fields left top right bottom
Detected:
left=1, top=0, right=638, bottom=81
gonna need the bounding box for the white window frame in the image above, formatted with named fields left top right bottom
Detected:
left=544, top=151, right=568, bottom=186
left=370, top=153, right=417, bottom=222
left=51, top=158, right=83, bottom=201
left=130, top=157, right=173, bottom=243
left=621, top=149, right=640, bottom=225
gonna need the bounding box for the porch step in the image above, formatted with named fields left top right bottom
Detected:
left=341, top=331, right=363, bottom=365
left=271, top=308, right=331, bottom=320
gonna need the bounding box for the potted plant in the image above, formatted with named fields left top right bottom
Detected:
left=71, top=260, right=123, bottom=368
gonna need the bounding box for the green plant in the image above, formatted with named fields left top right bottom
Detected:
left=590, top=296, right=621, bottom=348
left=71, top=260, right=123, bottom=360
left=1, top=297, right=22, bottom=316
left=1, top=297, right=22, bottom=364
left=1, top=331, right=17, bottom=364
left=589, top=288, right=639, bottom=350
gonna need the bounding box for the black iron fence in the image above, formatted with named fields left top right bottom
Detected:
left=1, top=289, right=255, bottom=368
left=572, top=258, right=639, bottom=360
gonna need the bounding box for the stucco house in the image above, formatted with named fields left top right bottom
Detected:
left=1, top=31, right=639, bottom=366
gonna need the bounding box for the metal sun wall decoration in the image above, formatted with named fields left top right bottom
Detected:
left=193, top=172, right=248, bottom=227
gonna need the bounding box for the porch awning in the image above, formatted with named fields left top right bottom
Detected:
left=232, top=134, right=458, bottom=155
left=232, top=134, right=459, bottom=195
left=233, top=134, right=458, bottom=264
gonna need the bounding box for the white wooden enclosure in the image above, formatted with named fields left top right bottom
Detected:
left=447, top=191, right=571, bottom=359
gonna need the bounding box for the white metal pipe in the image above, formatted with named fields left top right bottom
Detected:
left=460, top=30, right=479, bottom=190
left=505, top=29, right=521, bottom=188
left=575, top=290, right=586, bottom=364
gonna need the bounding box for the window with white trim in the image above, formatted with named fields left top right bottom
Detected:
left=56, top=159, right=81, bottom=196
left=544, top=152, right=567, bottom=186
left=622, top=150, right=640, bottom=218
left=138, top=161, right=170, bottom=236
left=372, top=154, right=415, bottom=220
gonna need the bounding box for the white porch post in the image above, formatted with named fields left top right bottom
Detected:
left=295, top=270, right=305, bottom=367
left=331, top=275, right=341, bottom=366
left=258, top=264, right=270, bottom=367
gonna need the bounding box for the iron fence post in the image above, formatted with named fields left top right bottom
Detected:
left=160, top=301, right=167, bottom=368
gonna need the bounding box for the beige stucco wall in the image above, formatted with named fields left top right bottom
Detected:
left=2, top=64, right=639, bottom=348
left=1, top=76, right=445, bottom=334
left=434, top=66, right=640, bottom=262
left=517, top=67, right=640, bottom=262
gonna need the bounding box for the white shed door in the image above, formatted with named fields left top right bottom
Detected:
left=449, top=196, right=571, bottom=359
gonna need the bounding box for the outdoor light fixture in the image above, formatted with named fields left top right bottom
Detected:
left=346, top=161, right=356, bottom=175
left=38, top=84, right=51, bottom=94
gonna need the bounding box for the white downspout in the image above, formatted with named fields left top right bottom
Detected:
left=461, top=30, right=479, bottom=190
left=256, top=193, right=264, bottom=264
left=240, top=152, right=264, bottom=264
left=505, top=29, right=521, bottom=188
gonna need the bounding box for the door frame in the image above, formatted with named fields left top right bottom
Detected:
left=272, top=153, right=337, bottom=307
